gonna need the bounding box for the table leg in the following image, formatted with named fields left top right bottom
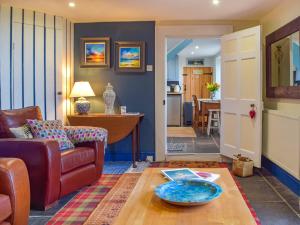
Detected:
left=132, top=127, right=137, bottom=168
left=201, top=111, right=204, bottom=133
left=137, top=123, right=141, bottom=162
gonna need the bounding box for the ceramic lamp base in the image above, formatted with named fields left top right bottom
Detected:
left=75, top=97, right=91, bottom=115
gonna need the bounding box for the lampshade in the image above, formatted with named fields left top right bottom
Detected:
left=70, top=81, right=95, bottom=98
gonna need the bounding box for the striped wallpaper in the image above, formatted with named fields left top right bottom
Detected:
left=0, top=5, right=74, bottom=121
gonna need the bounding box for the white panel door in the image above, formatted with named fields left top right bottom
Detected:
left=55, top=16, right=64, bottom=121
left=0, top=5, right=12, bottom=109
left=220, top=26, right=262, bottom=167
left=12, top=21, right=23, bottom=109
left=35, top=20, right=45, bottom=118
left=23, top=10, right=34, bottom=107
left=45, top=27, right=55, bottom=120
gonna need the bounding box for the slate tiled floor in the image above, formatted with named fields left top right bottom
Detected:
left=29, top=163, right=300, bottom=225
left=236, top=169, right=300, bottom=225
left=29, top=191, right=77, bottom=224
left=167, top=131, right=220, bottom=154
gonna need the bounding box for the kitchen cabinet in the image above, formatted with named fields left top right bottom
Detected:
left=167, top=93, right=182, bottom=126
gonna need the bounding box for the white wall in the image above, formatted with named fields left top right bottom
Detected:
left=260, top=0, right=300, bottom=179
left=215, top=55, right=221, bottom=99
left=178, top=55, right=186, bottom=86
left=0, top=5, right=74, bottom=121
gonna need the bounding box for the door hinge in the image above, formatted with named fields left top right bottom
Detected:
left=163, top=100, right=165, bottom=105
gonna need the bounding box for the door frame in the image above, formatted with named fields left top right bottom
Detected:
left=155, top=24, right=233, bottom=161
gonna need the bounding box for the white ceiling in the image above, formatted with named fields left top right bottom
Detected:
left=177, top=39, right=221, bottom=58
left=1, top=0, right=281, bottom=22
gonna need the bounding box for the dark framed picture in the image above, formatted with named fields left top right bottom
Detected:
left=115, top=41, right=145, bottom=72
left=80, top=37, right=110, bottom=68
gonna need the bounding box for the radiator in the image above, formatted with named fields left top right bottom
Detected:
left=263, top=109, right=300, bottom=179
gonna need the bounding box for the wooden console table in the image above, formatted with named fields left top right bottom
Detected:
left=67, top=113, right=144, bottom=168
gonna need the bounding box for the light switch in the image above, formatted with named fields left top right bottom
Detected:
left=146, top=65, right=153, bottom=71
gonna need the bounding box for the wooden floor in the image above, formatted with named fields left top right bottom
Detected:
left=167, top=127, right=197, bottom=138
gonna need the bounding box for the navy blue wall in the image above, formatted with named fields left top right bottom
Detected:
left=74, top=21, right=155, bottom=161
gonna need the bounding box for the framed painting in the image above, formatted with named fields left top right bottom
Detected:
left=80, top=37, right=110, bottom=68
left=115, top=41, right=145, bottom=72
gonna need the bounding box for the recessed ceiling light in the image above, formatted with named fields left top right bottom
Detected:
left=68, top=2, right=76, bottom=7
left=195, top=46, right=199, bottom=49
left=212, top=0, right=220, bottom=5
left=191, top=52, right=194, bottom=55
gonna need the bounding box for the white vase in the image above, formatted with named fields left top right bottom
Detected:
left=210, top=91, right=216, bottom=100
left=103, top=83, right=116, bottom=114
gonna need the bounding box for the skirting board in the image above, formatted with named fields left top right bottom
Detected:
left=262, top=155, right=300, bottom=196
left=104, top=151, right=155, bottom=162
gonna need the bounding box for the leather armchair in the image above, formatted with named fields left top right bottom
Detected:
left=0, top=106, right=105, bottom=210
left=0, top=158, right=30, bottom=225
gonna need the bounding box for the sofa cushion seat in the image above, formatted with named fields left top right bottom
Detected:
left=61, top=147, right=95, bottom=174
left=0, top=194, right=11, bottom=223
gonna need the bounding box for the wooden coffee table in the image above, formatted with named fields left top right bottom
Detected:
left=113, top=168, right=257, bottom=225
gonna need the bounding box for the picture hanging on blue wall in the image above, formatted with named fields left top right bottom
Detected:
left=115, top=41, right=145, bottom=72
left=80, top=37, right=110, bottom=68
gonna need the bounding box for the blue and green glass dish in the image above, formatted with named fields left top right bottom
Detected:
left=155, top=179, right=223, bottom=206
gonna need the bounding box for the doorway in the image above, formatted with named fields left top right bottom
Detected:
left=166, top=38, right=221, bottom=155
left=155, top=24, right=233, bottom=161
left=155, top=24, right=262, bottom=166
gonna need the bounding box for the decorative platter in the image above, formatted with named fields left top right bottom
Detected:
left=155, top=179, right=223, bottom=206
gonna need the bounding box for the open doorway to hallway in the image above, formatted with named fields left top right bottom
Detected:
left=166, top=38, right=221, bottom=155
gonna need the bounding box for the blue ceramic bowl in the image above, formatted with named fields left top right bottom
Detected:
left=155, top=179, right=223, bottom=206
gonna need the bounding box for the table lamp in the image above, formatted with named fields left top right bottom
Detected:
left=70, top=81, right=95, bottom=114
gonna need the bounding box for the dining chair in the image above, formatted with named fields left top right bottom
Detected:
left=207, top=109, right=221, bottom=135
left=192, top=95, right=200, bottom=129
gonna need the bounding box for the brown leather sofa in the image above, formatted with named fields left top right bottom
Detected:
left=0, top=158, right=30, bottom=225
left=0, top=106, right=105, bottom=210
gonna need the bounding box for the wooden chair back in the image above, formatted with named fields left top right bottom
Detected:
left=192, top=95, right=200, bottom=127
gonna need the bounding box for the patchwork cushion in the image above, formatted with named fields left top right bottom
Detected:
left=64, top=126, right=107, bottom=146
left=9, top=124, right=33, bottom=139
left=26, top=120, right=74, bottom=150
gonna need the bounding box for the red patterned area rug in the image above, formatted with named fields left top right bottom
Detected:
left=84, top=173, right=141, bottom=225
left=48, top=161, right=261, bottom=225
left=47, top=174, right=121, bottom=225
left=150, top=160, right=228, bottom=168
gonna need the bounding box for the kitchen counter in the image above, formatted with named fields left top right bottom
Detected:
left=167, top=92, right=183, bottom=95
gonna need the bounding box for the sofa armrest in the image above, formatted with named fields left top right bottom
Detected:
left=0, top=139, right=61, bottom=210
left=0, top=158, right=30, bottom=225
left=76, top=141, right=105, bottom=177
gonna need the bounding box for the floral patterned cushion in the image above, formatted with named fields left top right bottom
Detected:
left=26, top=120, right=74, bottom=150
left=64, top=126, right=108, bottom=146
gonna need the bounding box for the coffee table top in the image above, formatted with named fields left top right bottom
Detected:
left=113, top=168, right=257, bottom=225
